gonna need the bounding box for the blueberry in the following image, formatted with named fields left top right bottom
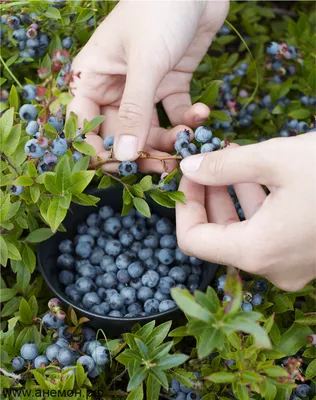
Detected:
left=186, top=392, right=201, bottom=400
left=108, top=310, right=123, bottom=317
left=241, top=301, right=253, bottom=312
left=279, top=129, right=290, bottom=137
left=59, top=270, right=74, bottom=285
left=34, top=355, right=49, bottom=369
left=159, top=299, right=176, bottom=312
left=103, top=136, right=114, bottom=150
left=190, top=257, right=203, bottom=266
left=10, top=185, right=24, bottom=196
left=104, top=217, right=121, bottom=236
left=118, top=161, right=138, bottom=176
left=79, top=265, right=97, bottom=279
left=116, top=252, right=134, bottom=269
left=92, top=302, right=110, bottom=315
left=180, top=384, right=191, bottom=394
left=128, top=303, right=142, bottom=315
left=75, top=277, right=96, bottom=294
left=12, top=356, right=25, bottom=371
left=121, top=215, right=136, bottom=229
left=97, top=287, right=107, bottom=299
left=298, top=121, right=309, bottom=133
left=7, top=15, right=20, bottom=29
left=77, top=355, right=95, bottom=374
left=160, top=235, right=177, bottom=249
left=211, top=137, right=222, bottom=149
left=157, top=264, right=170, bottom=277
left=168, top=267, right=186, bottom=283
left=117, top=269, right=131, bottom=284
left=102, top=272, right=118, bottom=288
left=62, top=36, right=73, bottom=49
left=253, top=280, right=268, bottom=293
left=86, top=213, right=101, bottom=227
left=130, top=278, right=142, bottom=290
left=96, top=233, right=109, bottom=248
left=51, top=137, right=68, bottom=156
left=46, top=344, right=61, bottom=361
left=130, top=241, right=142, bottom=253
left=191, top=266, right=202, bottom=276
left=142, top=270, right=160, bottom=288
left=57, top=348, right=73, bottom=366
left=187, top=274, right=200, bottom=291
left=136, top=247, right=152, bottom=261
left=143, top=235, right=159, bottom=250
left=101, top=256, right=117, bottom=273
left=81, top=327, right=96, bottom=342
left=175, top=138, right=190, bottom=153
left=159, top=178, right=178, bottom=192
left=156, top=218, right=173, bottom=235
left=159, top=277, right=175, bottom=295
left=58, top=240, right=73, bottom=254
left=109, top=292, right=124, bottom=310
left=200, top=143, right=216, bottom=153
left=22, top=85, right=37, bottom=103
left=67, top=288, right=82, bottom=302
left=58, top=325, right=72, bottom=341
left=104, top=240, right=121, bottom=257
left=105, top=289, right=119, bottom=301
left=194, top=126, right=212, bottom=143
left=137, top=286, right=154, bottom=303
left=25, top=138, right=45, bottom=158
left=90, top=248, right=105, bottom=265
left=125, top=261, right=143, bottom=279
left=158, top=249, right=175, bottom=265
left=42, top=313, right=64, bottom=329
left=92, top=346, right=110, bottom=366
left=75, top=242, right=92, bottom=259
left=176, top=130, right=191, bottom=141
left=130, top=223, right=147, bottom=240
left=48, top=116, right=63, bottom=132
left=117, top=229, right=133, bottom=247
left=144, top=298, right=159, bottom=314
left=251, top=293, right=264, bottom=306
left=57, top=254, right=74, bottom=269
left=12, top=28, right=26, bottom=41
left=294, top=384, right=310, bottom=398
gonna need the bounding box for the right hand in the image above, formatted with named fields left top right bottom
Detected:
left=176, top=133, right=316, bottom=292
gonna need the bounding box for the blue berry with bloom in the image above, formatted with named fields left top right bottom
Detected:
left=19, top=104, right=38, bottom=122
left=201, top=143, right=216, bottom=153
left=104, top=135, right=114, bottom=150
left=73, top=151, right=83, bottom=162
left=48, top=116, right=64, bottom=132
left=26, top=121, right=39, bottom=136
left=118, top=161, right=138, bottom=176
left=25, top=138, right=45, bottom=158
left=62, top=37, right=73, bottom=49
left=266, top=41, right=279, bottom=55
left=10, top=185, right=24, bottom=195
left=194, top=126, right=212, bottom=143
left=51, top=138, right=68, bottom=156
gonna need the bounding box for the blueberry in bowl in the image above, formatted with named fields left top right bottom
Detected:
left=38, top=186, right=217, bottom=336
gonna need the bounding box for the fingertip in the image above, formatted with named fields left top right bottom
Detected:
left=185, top=103, right=210, bottom=127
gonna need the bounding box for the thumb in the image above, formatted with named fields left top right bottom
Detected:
left=114, top=61, right=162, bottom=161
left=180, top=141, right=281, bottom=186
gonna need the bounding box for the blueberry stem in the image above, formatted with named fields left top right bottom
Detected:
left=0, top=55, right=22, bottom=89
left=108, top=368, right=127, bottom=389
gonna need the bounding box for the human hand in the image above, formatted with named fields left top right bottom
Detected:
left=67, top=0, right=229, bottom=173
left=176, top=133, right=316, bottom=291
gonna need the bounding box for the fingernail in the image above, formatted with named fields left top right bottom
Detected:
left=195, top=114, right=206, bottom=124
left=180, top=154, right=205, bottom=173
left=115, top=135, right=139, bottom=161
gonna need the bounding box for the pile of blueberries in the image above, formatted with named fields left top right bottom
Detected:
left=170, top=376, right=201, bottom=400
left=57, top=206, right=204, bottom=318
left=11, top=299, right=109, bottom=379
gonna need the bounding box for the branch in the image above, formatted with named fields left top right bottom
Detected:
left=0, top=368, right=22, bottom=381
left=0, top=151, right=19, bottom=176
left=108, top=369, right=127, bottom=389
left=90, top=153, right=182, bottom=169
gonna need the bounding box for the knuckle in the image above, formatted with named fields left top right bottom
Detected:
left=118, top=102, right=143, bottom=128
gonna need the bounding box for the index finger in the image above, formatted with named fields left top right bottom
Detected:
left=176, top=176, right=248, bottom=267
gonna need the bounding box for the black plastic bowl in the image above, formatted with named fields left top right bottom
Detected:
left=38, top=186, right=217, bottom=336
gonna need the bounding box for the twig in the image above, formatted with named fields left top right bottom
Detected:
left=108, top=369, right=127, bottom=389
left=0, top=368, right=22, bottom=381
left=271, top=7, right=297, bottom=18
left=0, top=151, right=19, bottom=175
left=90, top=153, right=182, bottom=169
left=0, top=54, right=22, bottom=89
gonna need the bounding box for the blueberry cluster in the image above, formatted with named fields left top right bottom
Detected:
left=57, top=207, right=203, bottom=318
left=174, top=128, right=224, bottom=159
left=216, top=275, right=268, bottom=312
left=170, top=375, right=201, bottom=400
left=11, top=299, right=109, bottom=379
left=290, top=384, right=311, bottom=399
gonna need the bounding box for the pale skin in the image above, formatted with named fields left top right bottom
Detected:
left=68, top=0, right=316, bottom=291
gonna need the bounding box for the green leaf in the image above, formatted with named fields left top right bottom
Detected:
left=295, top=314, right=316, bottom=326
left=72, top=193, right=100, bottom=206
left=0, top=288, right=17, bottom=302
left=64, top=112, right=78, bottom=140
left=278, top=322, right=313, bottom=356
left=263, top=314, right=275, bottom=334
left=157, top=354, right=189, bottom=370
left=13, top=176, right=33, bottom=186
left=25, top=228, right=54, bottom=243
left=133, top=197, right=151, bottom=218
left=269, top=323, right=281, bottom=346
left=241, top=371, right=262, bottom=383
left=62, top=373, right=75, bottom=391
left=135, top=320, right=155, bottom=340
left=273, top=294, right=293, bottom=313
left=17, top=264, right=31, bottom=290
left=56, top=155, right=71, bottom=193
left=73, top=141, right=96, bottom=156
left=224, top=318, right=271, bottom=349
left=139, top=176, right=152, bottom=191
left=172, top=369, right=198, bottom=389
left=32, top=370, right=49, bottom=389
left=28, top=295, right=38, bottom=317
left=146, top=321, right=172, bottom=348
left=22, top=245, right=36, bottom=272
left=59, top=92, right=73, bottom=105
left=199, top=80, right=223, bottom=105
left=0, top=108, right=14, bottom=145
left=134, top=338, right=149, bottom=358
left=209, top=110, right=232, bottom=122
left=72, top=156, right=90, bottom=173
left=150, top=341, right=174, bottom=360
left=45, top=6, right=61, bottom=19
left=149, top=367, right=168, bottom=389
left=127, top=366, right=148, bottom=391
left=127, top=385, right=144, bottom=400
left=169, top=326, right=188, bottom=337
left=207, top=372, right=236, bottom=383
left=76, top=361, right=87, bottom=386
left=302, top=347, right=316, bottom=358
left=305, top=358, right=316, bottom=380
left=82, top=116, right=106, bottom=134
left=223, top=267, right=243, bottom=315
left=149, top=191, right=175, bottom=208
left=0, top=236, right=8, bottom=266
left=166, top=191, right=186, bottom=204
left=76, top=9, right=94, bottom=23
left=68, top=171, right=95, bottom=194
left=47, top=194, right=71, bottom=232
left=195, top=289, right=219, bottom=314
left=146, top=374, right=160, bottom=400
left=171, top=288, right=213, bottom=323
left=2, top=124, right=21, bottom=156
left=9, top=85, right=19, bottom=110
left=98, top=175, right=112, bottom=189
left=19, top=298, right=32, bottom=324
left=30, top=186, right=41, bottom=203
left=44, top=174, right=62, bottom=195
left=288, top=109, right=311, bottom=119
left=197, top=328, right=225, bottom=359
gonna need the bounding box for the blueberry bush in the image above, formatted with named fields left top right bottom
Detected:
left=0, top=1, right=315, bottom=399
